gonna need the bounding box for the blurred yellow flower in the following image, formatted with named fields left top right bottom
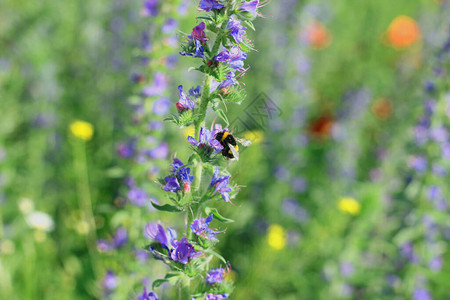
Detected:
left=338, top=197, right=361, bottom=215
left=18, top=197, right=34, bottom=215
left=70, top=120, right=94, bottom=141
left=242, top=130, right=264, bottom=144
left=0, top=240, right=15, bottom=255
left=183, top=125, right=195, bottom=138
left=267, top=224, right=287, bottom=250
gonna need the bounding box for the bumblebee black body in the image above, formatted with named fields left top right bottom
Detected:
left=215, top=131, right=239, bottom=159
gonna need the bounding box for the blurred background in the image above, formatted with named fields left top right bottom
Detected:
left=0, top=0, right=449, bottom=299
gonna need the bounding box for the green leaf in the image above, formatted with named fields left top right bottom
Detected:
left=151, top=201, right=181, bottom=212
left=215, top=109, right=229, bottom=126
left=205, top=248, right=227, bottom=264
left=205, top=207, right=234, bottom=223
left=152, top=279, right=167, bottom=289
left=244, top=20, right=255, bottom=31
left=165, top=272, right=183, bottom=285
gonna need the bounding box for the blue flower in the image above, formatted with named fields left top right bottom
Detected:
left=206, top=268, right=226, bottom=284
left=177, top=167, right=194, bottom=192
left=189, top=86, right=201, bottom=98
left=138, top=287, right=159, bottom=300
left=113, top=227, right=128, bottom=248
left=215, top=46, right=247, bottom=70
left=199, top=0, right=224, bottom=11
left=170, top=158, right=185, bottom=174
left=227, top=17, right=246, bottom=43
left=142, top=73, right=167, bottom=97
left=239, top=0, right=260, bottom=17
left=170, top=237, right=201, bottom=264
left=176, top=85, right=195, bottom=112
left=218, top=72, right=237, bottom=89
left=206, top=293, right=229, bottom=300
left=164, top=176, right=180, bottom=192
left=210, top=167, right=233, bottom=203
left=144, top=223, right=177, bottom=251
left=191, top=214, right=219, bottom=240
left=188, top=127, right=224, bottom=153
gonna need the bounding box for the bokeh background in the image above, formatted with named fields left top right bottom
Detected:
left=0, top=0, right=449, bottom=299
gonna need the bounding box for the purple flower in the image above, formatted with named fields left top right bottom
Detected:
left=189, top=22, right=208, bottom=43
left=219, top=71, right=237, bottom=89
left=189, top=86, right=201, bottom=98
left=163, top=176, right=180, bottom=192
left=408, top=156, right=427, bottom=173
left=162, top=19, right=178, bottom=33
left=228, top=17, right=246, bottom=43
left=97, top=239, right=113, bottom=252
left=113, top=227, right=128, bottom=248
left=170, top=237, right=201, bottom=264
left=128, top=187, right=148, bottom=206
left=142, top=0, right=159, bottom=17
left=210, top=168, right=233, bottom=203
left=170, top=158, right=185, bottom=174
left=177, top=167, right=194, bottom=192
left=191, top=214, right=219, bottom=240
left=147, top=142, right=169, bottom=159
left=206, top=294, right=228, bottom=300
left=215, top=46, right=247, bottom=70
left=429, top=256, right=443, bottom=271
left=103, top=271, right=118, bottom=291
left=152, top=97, right=171, bottom=115
left=239, top=0, right=260, bottom=17
left=144, top=223, right=177, bottom=250
left=291, top=177, right=307, bottom=193
left=400, top=242, right=418, bottom=263
left=188, top=127, right=223, bottom=153
left=138, top=287, right=159, bottom=300
left=339, top=262, right=354, bottom=278
left=281, top=198, right=310, bottom=224
left=176, top=85, right=195, bottom=112
left=206, top=268, right=225, bottom=284
left=180, top=39, right=205, bottom=58
left=199, top=0, right=224, bottom=11
left=142, top=73, right=167, bottom=97
left=413, top=288, right=432, bottom=300
left=117, top=141, right=136, bottom=159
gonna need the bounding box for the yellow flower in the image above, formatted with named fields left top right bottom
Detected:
left=70, top=120, right=94, bottom=141
left=242, top=130, right=264, bottom=144
left=267, top=224, right=287, bottom=250
left=183, top=125, right=195, bottom=139
left=338, top=197, right=361, bottom=215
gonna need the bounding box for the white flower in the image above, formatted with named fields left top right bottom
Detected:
left=25, top=211, right=54, bottom=232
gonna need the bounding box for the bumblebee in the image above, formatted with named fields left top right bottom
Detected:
left=215, top=131, right=252, bottom=160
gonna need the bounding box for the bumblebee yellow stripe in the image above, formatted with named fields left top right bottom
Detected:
left=221, top=132, right=230, bottom=141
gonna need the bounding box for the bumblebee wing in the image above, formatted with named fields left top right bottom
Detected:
left=227, top=143, right=239, bottom=161
left=235, top=137, right=252, bottom=147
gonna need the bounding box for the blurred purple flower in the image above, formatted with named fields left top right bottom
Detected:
left=142, top=0, right=159, bottom=17
left=340, top=262, right=354, bottom=278
left=117, top=141, right=136, bottom=159
left=413, top=288, right=432, bottom=300
left=152, top=98, right=171, bottom=115
left=128, top=187, right=148, bottom=206
left=103, top=271, right=118, bottom=291
left=400, top=242, right=418, bottom=263
left=162, top=19, right=178, bottom=33
left=142, top=73, right=167, bottom=97
left=281, top=198, right=310, bottom=224
left=408, top=156, right=427, bottom=173
left=147, top=142, right=169, bottom=159
left=291, top=177, right=307, bottom=193
left=429, top=256, right=442, bottom=272
left=138, top=287, right=159, bottom=300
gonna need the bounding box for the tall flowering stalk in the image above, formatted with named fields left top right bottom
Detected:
left=141, top=1, right=268, bottom=299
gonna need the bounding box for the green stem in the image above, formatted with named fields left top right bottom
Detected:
left=73, top=140, right=101, bottom=278
left=180, top=276, right=190, bottom=300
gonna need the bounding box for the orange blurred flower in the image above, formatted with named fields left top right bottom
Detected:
left=386, top=15, right=421, bottom=48
left=372, top=98, right=393, bottom=120
left=305, top=21, right=332, bottom=50
left=309, top=114, right=334, bottom=140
